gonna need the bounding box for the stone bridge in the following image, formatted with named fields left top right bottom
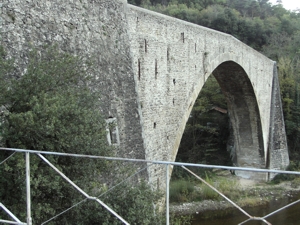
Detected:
left=127, top=4, right=289, bottom=181
left=1, top=0, right=289, bottom=182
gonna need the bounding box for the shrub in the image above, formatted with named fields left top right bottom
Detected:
left=271, top=161, right=300, bottom=184
left=169, top=179, right=195, bottom=202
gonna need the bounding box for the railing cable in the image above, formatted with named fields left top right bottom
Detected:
left=41, top=163, right=153, bottom=224
left=0, top=152, right=16, bottom=165
left=1, top=147, right=300, bottom=225
left=181, top=166, right=272, bottom=225
left=1, top=147, right=300, bottom=176
left=181, top=166, right=252, bottom=218
left=37, top=153, right=130, bottom=225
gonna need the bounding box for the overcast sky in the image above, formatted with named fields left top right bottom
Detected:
left=269, top=0, right=300, bottom=11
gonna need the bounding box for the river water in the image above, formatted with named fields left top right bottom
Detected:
left=191, top=193, right=300, bottom=225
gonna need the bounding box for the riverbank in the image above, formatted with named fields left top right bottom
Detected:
left=170, top=172, right=300, bottom=217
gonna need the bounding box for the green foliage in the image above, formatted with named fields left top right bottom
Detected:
left=140, top=0, right=300, bottom=51
left=271, top=161, right=300, bottom=184
left=175, top=75, right=231, bottom=168
left=170, top=214, right=193, bottom=225
left=169, top=174, right=241, bottom=203
left=0, top=45, right=111, bottom=223
left=291, top=176, right=300, bottom=188
left=66, top=181, right=163, bottom=225
left=139, top=0, right=300, bottom=165
left=200, top=174, right=220, bottom=200
left=169, top=179, right=195, bottom=202
left=0, top=46, right=162, bottom=224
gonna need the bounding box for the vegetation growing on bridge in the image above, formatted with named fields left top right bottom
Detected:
left=130, top=0, right=300, bottom=167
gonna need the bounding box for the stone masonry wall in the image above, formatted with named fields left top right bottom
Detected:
left=1, top=0, right=146, bottom=161
left=126, top=4, right=288, bottom=183
left=268, top=64, right=290, bottom=177
left=1, top=0, right=289, bottom=186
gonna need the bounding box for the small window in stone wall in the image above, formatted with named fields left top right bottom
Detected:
left=155, top=59, right=158, bottom=79
left=181, top=32, right=185, bottom=43
left=138, top=59, right=141, bottom=80
left=106, top=117, right=120, bottom=146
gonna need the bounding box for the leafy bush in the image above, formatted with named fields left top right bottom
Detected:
left=170, top=173, right=241, bottom=203
left=62, top=180, right=164, bottom=225
left=200, top=174, right=220, bottom=200
left=271, top=161, right=300, bottom=184
left=0, top=45, right=162, bottom=224
left=169, top=179, right=195, bottom=202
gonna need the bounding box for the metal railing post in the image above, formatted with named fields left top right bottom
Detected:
left=1, top=147, right=300, bottom=225
left=166, top=164, right=169, bottom=225
left=26, top=152, right=32, bottom=225
left=37, top=153, right=130, bottom=225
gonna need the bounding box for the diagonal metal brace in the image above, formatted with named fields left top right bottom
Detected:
left=0, top=202, right=26, bottom=225
left=37, top=153, right=130, bottom=225
left=238, top=217, right=272, bottom=225
left=181, top=166, right=272, bottom=225
left=263, top=198, right=300, bottom=220
left=0, top=219, right=27, bottom=225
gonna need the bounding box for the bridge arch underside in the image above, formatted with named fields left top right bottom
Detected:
left=212, top=61, right=266, bottom=180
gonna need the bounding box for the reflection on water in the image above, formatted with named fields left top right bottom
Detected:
left=192, top=193, right=300, bottom=225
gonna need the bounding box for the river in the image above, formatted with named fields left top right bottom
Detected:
left=191, top=192, right=300, bottom=225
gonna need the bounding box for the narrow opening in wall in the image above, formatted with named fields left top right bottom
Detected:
left=155, top=59, right=158, bottom=79
left=154, top=122, right=157, bottom=129
left=138, top=59, right=141, bottom=80
left=173, top=79, right=176, bottom=85
left=145, top=39, right=147, bottom=53
left=106, top=117, right=120, bottom=146
left=173, top=98, right=175, bottom=105
left=167, top=47, right=170, bottom=61
left=195, top=43, right=197, bottom=53
left=137, top=17, right=139, bottom=22
left=181, top=32, right=185, bottom=43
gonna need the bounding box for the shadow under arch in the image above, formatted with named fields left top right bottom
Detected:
left=212, top=61, right=266, bottom=180
left=172, top=58, right=268, bottom=180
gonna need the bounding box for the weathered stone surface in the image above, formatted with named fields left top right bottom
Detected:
left=1, top=1, right=289, bottom=186
left=126, top=5, right=289, bottom=182
left=1, top=0, right=146, bottom=162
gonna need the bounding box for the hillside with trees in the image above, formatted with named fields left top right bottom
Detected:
left=128, top=0, right=300, bottom=167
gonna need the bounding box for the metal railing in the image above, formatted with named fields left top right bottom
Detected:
left=1, top=147, right=300, bottom=225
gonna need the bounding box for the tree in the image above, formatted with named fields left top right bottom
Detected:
left=0, top=46, right=162, bottom=224
left=0, top=45, right=111, bottom=223
left=0, top=47, right=161, bottom=224
left=175, top=75, right=231, bottom=170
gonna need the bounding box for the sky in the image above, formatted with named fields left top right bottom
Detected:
left=269, top=0, right=300, bottom=11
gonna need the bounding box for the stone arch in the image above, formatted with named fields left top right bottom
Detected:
left=213, top=61, right=265, bottom=179
left=173, top=57, right=266, bottom=180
